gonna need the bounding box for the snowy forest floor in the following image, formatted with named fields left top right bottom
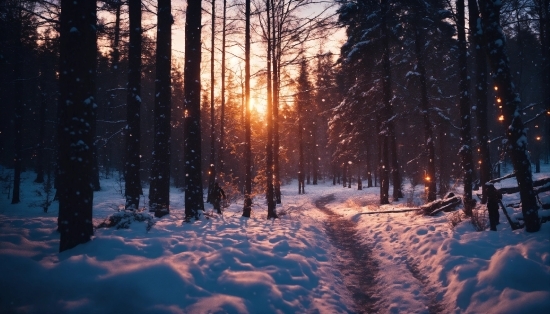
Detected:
left=1, top=166, right=550, bottom=314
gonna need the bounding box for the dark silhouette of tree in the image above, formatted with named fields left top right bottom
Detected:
left=124, top=0, right=142, bottom=210
left=265, top=0, right=277, bottom=218
left=207, top=0, right=217, bottom=204
left=296, top=58, right=312, bottom=195
left=457, top=0, right=474, bottom=215
left=478, top=0, right=540, bottom=232
left=57, top=0, right=97, bottom=252
left=243, top=0, right=252, bottom=217
left=184, top=0, right=205, bottom=219
left=149, top=0, right=172, bottom=218
left=469, top=0, right=491, bottom=204
left=219, top=0, right=227, bottom=174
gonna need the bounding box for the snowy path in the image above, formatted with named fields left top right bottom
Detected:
left=315, top=194, right=380, bottom=313
left=317, top=193, right=446, bottom=314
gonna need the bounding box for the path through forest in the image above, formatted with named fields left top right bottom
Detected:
left=316, top=194, right=445, bottom=314
left=315, top=194, right=380, bottom=313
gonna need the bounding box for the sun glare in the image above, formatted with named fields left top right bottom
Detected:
left=250, top=96, right=267, bottom=117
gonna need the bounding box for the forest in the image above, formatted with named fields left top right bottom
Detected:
left=1, top=0, right=549, bottom=254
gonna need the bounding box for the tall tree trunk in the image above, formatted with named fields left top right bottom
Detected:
left=366, top=144, right=373, bottom=187
left=219, top=0, right=227, bottom=174
left=125, top=0, right=142, bottom=210
left=149, top=0, right=172, bottom=218
left=342, top=162, right=347, bottom=188
left=469, top=0, right=491, bottom=204
left=312, top=116, right=319, bottom=185
left=207, top=0, right=216, bottom=204
left=357, top=163, right=362, bottom=190
left=265, top=0, right=277, bottom=218
left=379, top=0, right=392, bottom=204
left=414, top=26, right=436, bottom=202
left=184, top=0, right=204, bottom=219
left=243, top=0, right=253, bottom=217
left=438, top=122, right=449, bottom=196
left=457, top=0, right=474, bottom=215
left=272, top=0, right=281, bottom=203
left=479, top=0, right=540, bottom=232
left=298, top=92, right=305, bottom=195
left=57, top=0, right=97, bottom=252
left=35, top=82, right=47, bottom=184
left=11, top=15, right=22, bottom=204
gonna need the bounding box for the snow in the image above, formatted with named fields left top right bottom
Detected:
left=1, top=166, right=549, bottom=313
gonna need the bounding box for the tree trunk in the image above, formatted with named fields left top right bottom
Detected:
left=469, top=0, right=491, bottom=204
left=357, top=164, right=362, bottom=190
left=298, top=90, right=305, bottom=195
left=125, top=0, right=142, bottom=210
left=184, top=0, right=204, bottom=219
left=479, top=0, right=540, bottom=232
left=457, top=0, right=474, bottom=215
left=366, top=145, right=373, bottom=188
left=207, top=0, right=217, bottom=204
left=380, top=0, right=391, bottom=204
left=57, top=0, right=96, bottom=252
left=149, top=0, right=172, bottom=218
left=271, top=0, right=282, bottom=204
left=265, top=0, right=276, bottom=219
left=219, top=0, right=227, bottom=174
left=414, top=26, right=436, bottom=202
left=35, top=82, right=47, bottom=184
left=11, top=18, right=22, bottom=204
left=243, top=0, right=253, bottom=217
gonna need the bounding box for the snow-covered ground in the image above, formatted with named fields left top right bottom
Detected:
left=0, top=167, right=549, bottom=313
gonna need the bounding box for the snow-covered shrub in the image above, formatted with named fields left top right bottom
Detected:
left=217, top=172, right=241, bottom=206
left=96, top=208, right=155, bottom=231
left=470, top=208, right=488, bottom=232
left=447, top=210, right=464, bottom=230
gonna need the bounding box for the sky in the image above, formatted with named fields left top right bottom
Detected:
left=1, top=164, right=549, bottom=313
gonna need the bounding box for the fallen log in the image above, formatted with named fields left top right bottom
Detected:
left=499, top=200, right=522, bottom=230
left=488, top=172, right=516, bottom=184
left=497, top=177, right=550, bottom=195
left=359, top=208, right=417, bottom=214
left=417, top=194, right=462, bottom=216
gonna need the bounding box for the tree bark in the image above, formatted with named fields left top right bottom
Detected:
left=124, top=0, right=142, bottom=210
left=379, top=0, right=391, bottom=204
left=57, top=0, right=96, bottom=252
left=149, top=0, right=172, bottom=218
left=207, top=0, right=217, bottom=204
left=11, top=13, right=23, bottom=204
left=243, top=0, right=253, bottom=217
left=266, top=0, right=277, bottom=219
left=271, top=0, right=282, bottom=204
left=478, top=0, right=540, bottom=232
left=219, top=0, right=227, bottom=174
left=413, top=25, right=436, bottom=202
left=469, top=0, right=491, bottom=204
left=457, top=0, right=474, bottom=215
left=184, top=0, right=204, bottom=219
